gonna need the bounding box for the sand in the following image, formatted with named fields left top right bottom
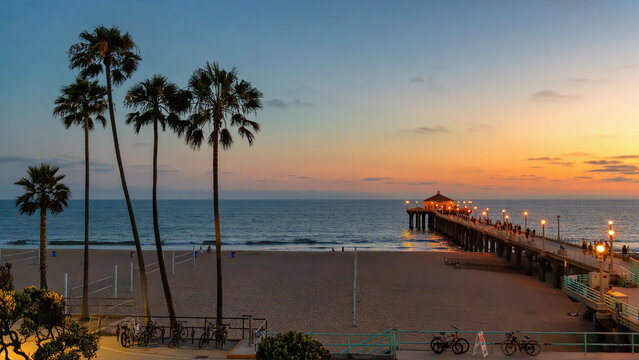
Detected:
left=2, top=248, right=589, bottom=334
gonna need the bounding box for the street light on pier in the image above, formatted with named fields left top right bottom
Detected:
left=541, top=219, right=546, bottom=250
left=608, top=220, right=615, bottom=272
left=524, top=211, right=528, bottom=229
left=474, top=206, right=478, bottom=218
left=596, top=244, right=606, bottom=304
left=502, top=209, right=506, bottom=222
left=486, top=208, right=490, bottom=221
left=405, top=200, right=409, bottom=209
left=557, top=215, right=561, bottom=241
left=482, top=211, right=487, bottom=221
left=505, top=214, right=509, bottom=224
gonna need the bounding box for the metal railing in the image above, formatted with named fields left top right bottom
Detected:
left=563, top=275, right=639, bottom=329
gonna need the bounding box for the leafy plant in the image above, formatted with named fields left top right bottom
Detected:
left=0, top=264, right=99, bottom=360
left=256, top=331, right=330, bottom=360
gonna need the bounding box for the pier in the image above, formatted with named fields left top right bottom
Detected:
left=408, top=192, right=639, bottom=332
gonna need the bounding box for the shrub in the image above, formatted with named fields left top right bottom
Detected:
left=256, top=330, right=330, bottom=360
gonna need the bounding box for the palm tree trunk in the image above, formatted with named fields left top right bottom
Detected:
left=39, top=205, right=47, bottom=289
left=213, top=125, right=223, bottom=325
left=152, top=118, right=176, bottom=329
left=80, top=118, right=90, bottom=321
left=105, top=62, right=150, bottom=324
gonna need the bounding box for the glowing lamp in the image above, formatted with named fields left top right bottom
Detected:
left=609, top=220, right=614, bottom=225
left=609, top=229, right=615, bottom=236
left=482, top=211, right=486, bottom=216
left=596, top=244, right=605, bottom=253
left=524, top=211, right=528, bottom=216
left=505, top=215, right=509, bottom=220
left=541, top=220, right=546, bottom=225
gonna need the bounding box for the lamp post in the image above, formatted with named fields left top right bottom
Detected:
left=415, top=201, right=418, bottom=209
left=557, top=215, right=561, bottom=241
left=474, top=206, right=478, bottom=218
left=405, top=200, right=409, bottom=210
left=486, top=208, right=490, bottom=222
left=541, top=219, right=546, bottom=250
left=596, top=244, right=606, bottom=304
left=482, top=211, right=487, bottom=222
left=505, top=215, right=509, bottom=224
left=609, top=220, right=615, bottom=272
left=502, top=209, right=506, bottom=222
left=524, top=211, right=528, bottom=229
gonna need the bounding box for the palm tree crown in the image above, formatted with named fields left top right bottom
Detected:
left=68, top=26, right=141, bottom=84
left=15, top=164, right=70, bottom=215
left=180, top=61, right=262, bottom=149
left=125, top=75, right=191, bottom=132
left=53, top=78, right=108, bottom=129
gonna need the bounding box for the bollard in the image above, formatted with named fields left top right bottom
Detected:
left=130, top=262, right=133, bottom=292
left=172, top=250, right=175, bottom=275
left=113, top=265, right=118, bottom=298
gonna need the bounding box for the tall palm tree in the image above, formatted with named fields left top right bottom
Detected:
left=15, top=164, right=71, bottom=289
left=68, top=26, right=151, bottom=322
left=125, top=75, right=191, bottom=327
left=179, top=62, right=262, bottom=323
left=53, top=78, right=107, bottom=321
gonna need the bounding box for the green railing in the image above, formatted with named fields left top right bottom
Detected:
left=396, top=329, right=639, bottom=354
left=563, top=275, right=639, bottom=329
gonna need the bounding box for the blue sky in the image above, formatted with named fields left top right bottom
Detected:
left=2, top=1, right=639, bottom=199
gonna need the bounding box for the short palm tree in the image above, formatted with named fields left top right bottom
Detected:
left=15, top=164, right=71, bottom=289
left=125, top=75, right=191, bottom=327
left=179, top=62, right=262, bottom=323
left=53, top=77, right=107, bottom=321
left=68, top=26, right=151, bottom=322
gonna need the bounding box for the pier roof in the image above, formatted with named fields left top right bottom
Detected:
left=423, top=191, right=453, bottom=203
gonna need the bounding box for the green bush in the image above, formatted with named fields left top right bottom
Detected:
left=256, top=331, right=330, bottom=360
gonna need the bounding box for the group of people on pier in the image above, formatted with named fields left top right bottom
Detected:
left=581, top=239, right=632, bottom=261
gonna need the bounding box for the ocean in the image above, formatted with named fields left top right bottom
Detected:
left=1, top=199, right=638, bottom=251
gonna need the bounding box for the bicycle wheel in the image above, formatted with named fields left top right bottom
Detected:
left=525, top=340, right=541, bottom=356
left=455, top=338, right=469, bottom=354
left=501, top=340, right=516, bottom=355
left=430, top=337, right=445, bottom=354
left=143, top=332, right=150, bottom=346
left=199, top=333, right=207, bottom=349
left=120, top=332, right=129, bottom=348
left=452, top=341, right=464, bottom=354
left=153, top=327, right=164, bottom=340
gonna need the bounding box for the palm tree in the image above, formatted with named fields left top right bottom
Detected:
left=179, top=62, right=262, bottom=323
left=52, top=78, right=107, bottom=321
left=68, top=26, right=151, bottom=322
left=15, top=164, right=71, bottom=289
left=125, top=75, right=191, bottom=327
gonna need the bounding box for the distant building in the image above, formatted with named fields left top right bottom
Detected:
left=423, top=191, right=454, bottom=210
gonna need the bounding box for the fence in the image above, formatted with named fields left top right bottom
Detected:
left=563, top=275, right=639, bottom=329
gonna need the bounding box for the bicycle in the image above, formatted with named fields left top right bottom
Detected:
left=199, top=322, right=228, bottom=349
left=143, top=319, right=165, bottom=342
left=168, top=321, right=189, bottom=348
left=501, top=331, right=541, bottom=356
left=118, top=321, right=150, bottom=347
left=430, top=326, right=469, bottom=354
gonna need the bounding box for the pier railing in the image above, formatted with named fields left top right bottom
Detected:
left=265, top=329, right=639, bottom=355
left=563, top=275, right=639, bottom=329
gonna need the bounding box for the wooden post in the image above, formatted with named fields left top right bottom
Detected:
left=409, top=213, right=413, bottom=229
left=353, top=247, right=357, bottom=327
left=422, top=213, right=426, bottom=229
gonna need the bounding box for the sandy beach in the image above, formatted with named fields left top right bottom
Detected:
left=2, top=248, right=589, bottom=334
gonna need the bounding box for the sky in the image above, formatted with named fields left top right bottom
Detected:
left=2, top=0, right=639, bottom=199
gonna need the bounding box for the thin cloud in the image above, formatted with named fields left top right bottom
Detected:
left=410, top=125, right=449, bottom=134
left=602, top=176, right=638, bottom=183
left=465, top=123, right=493, bottom=132
left=362, top=177, right=391, bottom=182
left=562, top=152, right=593, bottom=157
left=566, top=77, right=608, bottom=86
left=528, top=157, right=562, bottom=161
left=408, top=76, right=447, bottom=92
left=584, top=160, right=622, bottom=165
left=606, top=155, right=639, bottom=159
left=266, top=98, right=314, bottom=109
left=0, top=155, right=112, bottom=172
left=587, top=164, right=639, bottom=175
left=531, top=90, right=580, bottom=102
